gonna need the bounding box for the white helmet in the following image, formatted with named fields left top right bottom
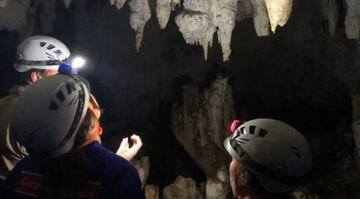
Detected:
left=14, top=35, right=70, bottom=72
left=224, top=118, right=312, bottom=193
left=10, top=74, right=90, bottom=157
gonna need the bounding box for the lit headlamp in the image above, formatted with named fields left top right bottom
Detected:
left=59, top=56, right=86, bottom=74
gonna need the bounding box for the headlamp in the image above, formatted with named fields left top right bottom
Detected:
left=58, top=56, right=86, bottom=74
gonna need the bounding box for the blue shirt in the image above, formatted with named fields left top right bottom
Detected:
left=1, top=141, right=145, bottom=199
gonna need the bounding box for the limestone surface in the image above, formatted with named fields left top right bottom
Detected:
left=172, top=76, right=234, bottom=177
left=163, top=176, right=204, bottom=199
left=129, top=0, right=151, bottom=51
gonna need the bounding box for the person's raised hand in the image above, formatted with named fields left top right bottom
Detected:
left=116, top=134, right=143, bottom=161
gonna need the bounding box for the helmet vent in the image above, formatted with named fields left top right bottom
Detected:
left=56, top=90, right=65, bottom=102
left=249, top=125, right=256, bottom=134
left=65, top=84, right=73, bottom=95
left=258, top=129, right=268, bottom=137
left=47, top=44, right=55, bottom=50
left=49, top=101, right=59, bottom=111
left=40, top=42, right=46, bottom=47
left=46, top=53, right=56, bottom=60
left=240, top=127, right=245, bottom=134
left=240, top=138, right=250, bottom=142
left=54, top=50, right=62, bottom=55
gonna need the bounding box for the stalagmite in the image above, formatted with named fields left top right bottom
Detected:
left=163, top=176, right=204, bottom=199
left=109, top=0, right=127, bottom=10
left=0, top=0, right=7, bottom=8
left=206, top=167, right=230, bottom=199
left=156, top=0, right=171, bottom=29
left=132, top=156, right=150, bottom=188
left=345, top=0, right=360, bottom=39
left=129, top=0, right=151, bottom=51
left=263, top=0, right=293, bottom=33
left=145, top=185, right=160, bottom=199
left=63, top=0, right=72, bottom=8
left=172, top=76, right=234, bottom=177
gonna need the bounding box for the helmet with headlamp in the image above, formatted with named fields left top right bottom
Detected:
left=14, top=35, right=70, bottom=72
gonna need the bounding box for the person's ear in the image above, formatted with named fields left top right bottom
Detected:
left=30, top=71, right=41, bottom=82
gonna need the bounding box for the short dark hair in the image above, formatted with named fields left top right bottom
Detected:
left=234, top=160, right=292, bottom=199
left=16, top=69, right=47, bottom=86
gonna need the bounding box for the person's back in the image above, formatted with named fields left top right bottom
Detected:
left=4, top=141, right=143, bottom=199
left=0, top=86, right=27, bottom=180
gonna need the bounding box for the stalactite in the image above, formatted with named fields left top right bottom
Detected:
left=156, top=0, right=172, bottom=29
left=250, top=0, right=271, bottom=36
left=320, top=0, right=340, bottom=36
left=212, top=0, right=238, bottom=61
left=176, top=0, right=237, bottom=61
left=175, top=10, right=216, bottom=60
left=63, top=0, right=72, bottom=8
left=328, top=0, right=339, bottom=35
left=129, top=0, right=151, bottom=51
left=109, top=0, right=127, bottom=10
left=345, top=0, right=360, bottom=39
left=263, top=0, right=293, bottom=33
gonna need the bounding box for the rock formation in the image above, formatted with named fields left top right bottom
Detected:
left=145, top=185, right=160, bottom=199
left=132, top=156, right=150, bottom=188
left=110, top=0, right=127, bottom=9
left=172, top=76, right=234, bottom=177
left=205, top=167, right=231, bottom=199
left=129, top=0, right=151, bottom=51
left=163, top=176, right=204, bottom=199
left=345, top=0, right=360, bottom=39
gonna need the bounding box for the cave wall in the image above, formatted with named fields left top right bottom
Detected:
left=0, top=0, right=360, bottom=197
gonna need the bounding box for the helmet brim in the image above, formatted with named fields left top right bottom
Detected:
left=224, top=137, right=242, bottom=161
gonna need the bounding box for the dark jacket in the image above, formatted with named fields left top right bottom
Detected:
left=2, top=141, right=145, bottom=199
